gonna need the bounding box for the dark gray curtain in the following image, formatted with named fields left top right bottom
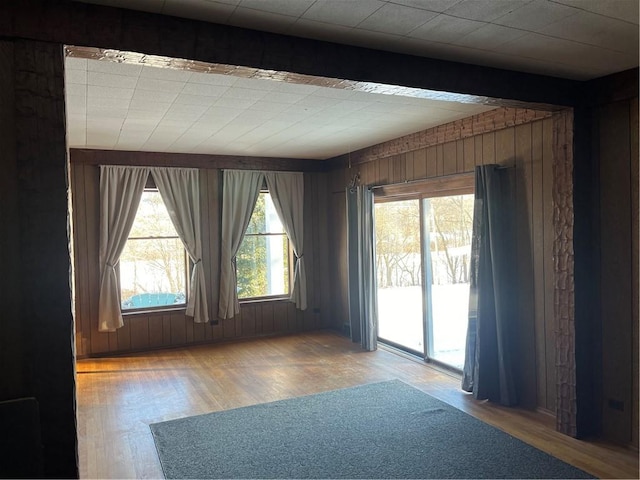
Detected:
left=462, top=165, right=517, bottom=406
left=346, top=185, right=378, bottom=351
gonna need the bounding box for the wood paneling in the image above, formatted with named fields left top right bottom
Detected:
left=12, top=39, right=77, bottom=478
left=599, top=100, right=634, bottom=443
left=71, top=160, right=329, bottom=357
left=327, top=113, right=564, bottom=412
left=631, top=97, right=639, bottom=449
left=0, top=41, right=24, bottom=402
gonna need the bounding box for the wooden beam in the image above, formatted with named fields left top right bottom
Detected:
left=70, top=149, right=328, bottom=172
left=0, top=1, right=581, bottom=108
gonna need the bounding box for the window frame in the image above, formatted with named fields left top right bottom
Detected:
left=236, top=188, right=293, bottom=303
left=119, top=184, right=191, bottom=315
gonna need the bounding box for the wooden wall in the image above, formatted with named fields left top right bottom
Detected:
left=71, top=160, right=330, bottom=357
left=0, top=39, right=77, bottom=478
left=596, top=96, right=639, bottom=446
left=326, top=108, right=565, bottom=412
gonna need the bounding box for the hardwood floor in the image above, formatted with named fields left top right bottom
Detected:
left=76, top=330, right=638, bottom=479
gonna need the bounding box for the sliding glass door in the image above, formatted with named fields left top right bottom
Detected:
left=375, top=188, right=473, bottom=370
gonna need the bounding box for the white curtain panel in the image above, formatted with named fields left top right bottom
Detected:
left=218, top=170, right=265, bottom=319
left=265, top=172, right=307, bottom=310
left=98, top=165, right=150, bottom=332
left=152, top=168, right=209, bottom=324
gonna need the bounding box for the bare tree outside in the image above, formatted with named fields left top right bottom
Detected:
left=426, top=195, right=474, bottom=285
left=119, top=191, right=187, bottom=308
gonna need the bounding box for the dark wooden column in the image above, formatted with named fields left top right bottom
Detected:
left=9, top=39, right=77, bottom=478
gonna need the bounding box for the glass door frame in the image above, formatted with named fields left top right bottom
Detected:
left=373, top=172, right=475, bottom=370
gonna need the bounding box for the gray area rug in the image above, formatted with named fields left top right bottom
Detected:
left=150, top=380, right=593, bottom=479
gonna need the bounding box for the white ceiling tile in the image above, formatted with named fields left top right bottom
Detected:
left=453, top=23, right=527, bottom=49
left=443, top=0, right=530, bottom=21
left=296, top=95, right=336, bottom=108
left=86, top=105, right=128, bottom=118
left=222, top=88, right=270, bottom=101
left=237, top=0, right=314, bottom=17
left=67, top=130, right=86, bottom=147
left=265, top=91, right=305, bottom=104
left=122, top=117, right=159, bottom=128
left=174, top=93, right=218, bottom=106
left=181, top=82, right=230, bottom=97
left=128, top=99, right=172, bottom=113
left=66, top=94, right=87, bottom=113
left=408, top=14, right=484, bottom=42
left=200, top=106, right=242, bottom=120
left=166, top=103, right=209, bottom=116
left=553, top=0, right=639, bottom=24
left=65, top=57, right=87, bottom=71
left=87, top=96, right=131, bottom=109
left=86, top=131, right=119, bottom=148
left=287, top=18, right=362, bottom=45
left=163, top=0, right=236, bottom=23
left=301, top=0, right=385, bottom=27
left=116, top=137, right=150, bottom=149
left=88, top=85, right=134, bottom=99
left=539, top=11, right=639, bottom=53
left=493, top=0, right=579, bottom=31
left=66, top=83, right=87, bottom=98
left=391, top=0, right=466, bottom=14
left=357, top=4, right=438, bottom=35
left=86, top=117, right=124, bottom=129
left=131, top=89, right=179, bottom=104
left=65, top=68, right=87, bottom=85
left=88, top=71, right=138, bottom=89
left=494, top=32, right=627, bottom=71
left=228, top=7, right=298, bottom=32
left=214, top=97, right=258, bottom=109
left=136, top=77, right=186, bottom=93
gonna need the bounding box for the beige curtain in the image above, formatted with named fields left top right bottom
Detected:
left=265, top=172, right=307, bottom=310
left=152, top=168, right=209, bottom=324
left=98, top=165, right=150, bottom=332
left=218, top=170, right=264, bottom=319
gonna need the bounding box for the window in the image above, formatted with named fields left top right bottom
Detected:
left=236, top=191, right=290, bottom=299
left=119, top=189, right=188, bottom=311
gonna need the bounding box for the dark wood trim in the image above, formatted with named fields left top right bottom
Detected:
left=70, top=149, right=328, bottom=172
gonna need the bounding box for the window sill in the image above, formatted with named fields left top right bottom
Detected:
left=122, top=306, right=187, bottom=317
left=239, top=296, right=290, bottom=305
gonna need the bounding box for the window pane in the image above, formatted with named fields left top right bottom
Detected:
left=130, top=191, right=178, bottom=238
left=237, top=191, right=290, bottom=299
left=245, top=192, right=285, bottom=235
left=120, top=191, right=187, bottom=310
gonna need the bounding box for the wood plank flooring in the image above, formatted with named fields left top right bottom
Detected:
left=76, top=330, right=638, bottom=479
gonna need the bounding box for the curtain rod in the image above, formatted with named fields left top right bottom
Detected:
left=369, top=171, right=474, bottom=190
left=368, top=165, right=513, bottom=190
